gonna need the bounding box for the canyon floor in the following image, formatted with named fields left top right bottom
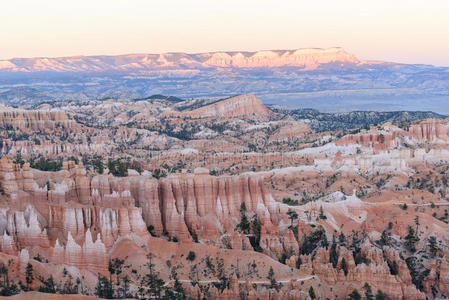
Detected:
left=0, top=94, right=448, bottom=299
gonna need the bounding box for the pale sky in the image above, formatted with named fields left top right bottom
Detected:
left=1, top=0, right=449, bottom=66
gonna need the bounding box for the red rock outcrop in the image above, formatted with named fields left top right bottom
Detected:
left=336, top=130, right=397, bottom=150
left=0, top=140, right=447, bottom=299
left=0, top=159, right=283, bottom=271
left=408, top=119, right=449, bottom=141
left=169, top=94, right=274, bottom=120
left=0, top=156, right=18, bottom=195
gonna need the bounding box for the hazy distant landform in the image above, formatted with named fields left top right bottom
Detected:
left=0, top=47, right=448, bottom=113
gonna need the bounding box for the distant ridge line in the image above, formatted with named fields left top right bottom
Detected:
left=0, top=47, right=361, bottom=73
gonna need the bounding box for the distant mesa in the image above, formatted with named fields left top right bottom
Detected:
left=0, top=47, right=360, bottom=73
left=2, top=47, right=446, bottom=113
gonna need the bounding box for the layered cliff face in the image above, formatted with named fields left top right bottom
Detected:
left=0, top=157, right=283, bottom=269
left=336, top=119, right=449, bottom=150
left=0, top=105, right=76, bottom=132
left=0, top=157, right=279, bottom=242
left=408, top=118, right=449, bottom=142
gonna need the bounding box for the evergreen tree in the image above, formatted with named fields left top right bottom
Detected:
left=0, top=263, right=9, bottom=289
left=308, top=286, right=316, bottom=299
left=95, top=275, right=113, bottom=299
left=0, top=260, right=19, bottom=296
left=339, top=232, right=346, bottom=245
left=404, top=225, right=419, bottom=252
left=347, top=289, right=361, bottom=300
left=121, top=275, right=130, bottom=299
left=107, top=259, right=114, bottom=289
left=388, top=260, right=398, bottom=275
left=186, top=251, right=196, bottom=261
left=250, top=214, right=262, bottom=251
left=428, top=236, right=438, bottom=256
left=287, top=209, right=299, bottom=228
left=191, top=230, right=199, bottom=243
left=216, top=257, right=229, bottom=292
left=38, top=275, right=56, bottom=294
left=169, top=268, right=186, bottom=300
left=301, top=226, right=327, bottom=255
left=375, top=290, right=387, bottom=300
left=340, top=258, right=348, bottom=276
left=108, top=257, right=126, bottom=298
left=296, top=256, right=302, bottom=269
left=330, top=236, right=339, bottom=268
left=61, top=274, right=79, bottom=294
left=141, top=253, right=165, bottom=299
left=378, top=230, right=391, bottom=246
left=363, top=283, right=374, bottom=300
left=238, top=214, right=250, bottom=234
left=321, top=234, right=329, bottom=248
left=414, top=216, right=420, bottom=232
left=25, top=263, right=33, bottom=291
left=267, top=267, right=279, bottom=292
left=319, top=206, right=326, bottom=219
left=236, top=203, right=250, bottom=233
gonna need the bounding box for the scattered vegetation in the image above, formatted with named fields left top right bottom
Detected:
left=301, top=226, right=328, bottom=255
left=107, top=158, right=142, bottom=177
left=282, top=197, right=299, bottom=206
left=82, top=155, right=104, bottom=174
left=0, top=260, right=19, bottom=296
left=29, top=156, right=62, bottom=171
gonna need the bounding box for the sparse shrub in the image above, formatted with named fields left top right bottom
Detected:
left=147, top=225, right=156, bottom=237
left=152, top=168, right=167, bottom=179
left=186, top=251, right=196, bottom=261
left=282, top=197, right=299, bottom=206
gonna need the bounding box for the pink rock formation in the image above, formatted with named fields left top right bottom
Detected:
left=0, top=48, right=359, bottom=73
left=336, top=131, right=397, bottom=150
left=169, top=94, right=274, bottom=120
left=0, top=156, right=19, bottom=195
left=408, top=119, right=449, bottom=141
left=0, top=149, right=446, bottom=299
left=0, top=107, right=76, bottom=132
